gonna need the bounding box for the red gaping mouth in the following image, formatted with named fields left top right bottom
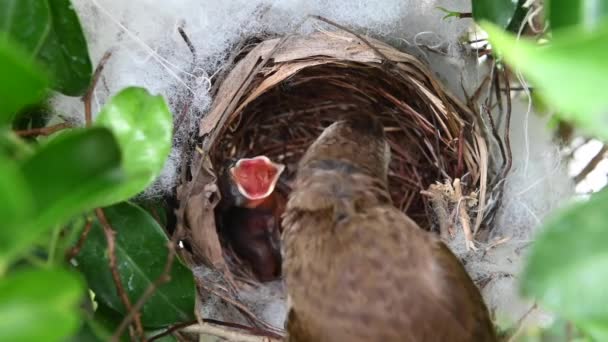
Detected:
left=230, top=156, right=285, bottom=200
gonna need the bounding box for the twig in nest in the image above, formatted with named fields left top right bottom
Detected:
left=64, top=217, right=93, bottom=262
left=500, top=68, right=513, bottom=179
left=197, top=278, right=284, bottom=336
left=180, top=322, right=281, bottom=342
left=148, top=320, right=197, bottom=341
left=83, top=50, right=113, bottom=126
left=178, top=26, right=197, bottom=63
left=14, top=122, right=72, bottom=137
left=173, top=26, right=198, bottom=134
left=422, top=179, right=478, bottom=251
left=484, top=236, right=511, bottom=252
left=453, top=179, right=477, bottom=251
left=484, top=64, right=507, bottom=169
left=309, top=15, right=393, bottom=67
left=472, top=133, right=488, bottom=236
left=95, top=208, right=145, bottom=341
left=150, top=319, right=281, bottom=342
left=574, top=144, right=607, bottom=184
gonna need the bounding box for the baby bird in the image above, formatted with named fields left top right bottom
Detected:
left=219, top=156, right=286, bottom=282
left=281, top=114, right=496, bottom=342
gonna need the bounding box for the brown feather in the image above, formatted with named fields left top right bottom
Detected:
left=282, top=115, right=496, bottom=342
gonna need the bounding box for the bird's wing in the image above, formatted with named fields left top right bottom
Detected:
left=282, top=205, right=495, bottom=342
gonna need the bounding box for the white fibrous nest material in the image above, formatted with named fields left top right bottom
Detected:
left=446, top=98, right=573, bottom=327
left=53, top=0, right=473, bottom=197
left=51, top=0, right=574, bottom=333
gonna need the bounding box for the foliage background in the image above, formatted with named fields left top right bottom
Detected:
left=0, top=0, right=607, bottom=341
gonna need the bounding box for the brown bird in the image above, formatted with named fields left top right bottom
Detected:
left=219, top=156, right=286, bottom=282
left=281, top=114, right=496, bottom=342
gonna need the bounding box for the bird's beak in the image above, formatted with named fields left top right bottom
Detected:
left=229, top=156, right=285, bottom=202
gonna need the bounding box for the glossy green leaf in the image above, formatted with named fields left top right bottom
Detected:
left=473, top=0, right=527, bottom=31
left=77, top=202, right=195, bottom=327
left=0, top=0, right=92, bottom=95
left=37, top=0, right=92, bottom=95
left=94, top=87, right=173, bottom=206
left=483, top=22, right=608, bottom=141
left=548, top=0, right=608, bottom=31
left=0, top=37, right=48, bottom=124
left=0, top=268, right=84, bottom=342
left=0, top=0, right=50, bottom=53
left=0, top=128, right=123, bottom=264
left=141, top=200, right=169, bottom=229
left=521, top=189, right=608, bottom=337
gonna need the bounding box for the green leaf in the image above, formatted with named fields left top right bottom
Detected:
left=36, top=0, right=92, bottom=95
left=483, top=21, right=608, bottom=141
left=140, top=199, right=169, bottom=229
left=94, top=87, right=173, bottom=206
left=69, top=303, right=129, bottom=342
left=0, top=155, right=33, bottom=271
left=0, top=0, right=92, bottom=96
left=548, top=0, right=608, bottom=31
left=68, top=320, right=109, bottom=342
left=521, top=189, right=608, bottom=337
left=77, top=202, right=195, bottom=327
left=0, top=37, right=48, bottom=124
left=0, top=0, right=50, bottom=53
left=0, top=268, right=84, bottom=342
left=0, top=131, right=34, bottom=160
left=0, top=128, right=124, bottom=264
left=68, top=308, right=126, bottom=342
left=473, top=0, right=527, bottom=31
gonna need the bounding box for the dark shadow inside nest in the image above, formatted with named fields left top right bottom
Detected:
left=210, top=62, right=467, bottom=282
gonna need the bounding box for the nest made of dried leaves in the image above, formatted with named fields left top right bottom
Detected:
left=175, top=29, right=495, bottom=327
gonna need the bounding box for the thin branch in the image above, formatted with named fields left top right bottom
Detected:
left=501, top=69, right=513, bottom=179
left=64, top=218, right=93, bottom=262
left=178, top=26, right=197, bottom=63
left=83, top=50, right=113, bottom=126
left=112, top=240, right=176, bottom=341
left=180, top=322, right=281, bottom=342
left=574, top=144, right=607, bottom=184
left=453, top=179, right=477, bottom=251
left=485, top=65, right=506, bottom=170
left=95, top=208, right=145, bottom=340
left=15, top=122, right=72, bottom=137
left=173, top=26, right=197, bottom=134
left=149, top=318, right=282, bottom=342
left=148, top=320, right=197, bottom=342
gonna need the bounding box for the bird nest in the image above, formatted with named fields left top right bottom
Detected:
left=176, top=30, right=497, bottom=329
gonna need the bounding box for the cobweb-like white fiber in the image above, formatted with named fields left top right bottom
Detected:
left=53, top=0, right=472, bottom=196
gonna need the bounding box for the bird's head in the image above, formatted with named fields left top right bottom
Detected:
left=229, top=155, right=285, bottom=208
left=299, top=113, right=391, bottom=181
